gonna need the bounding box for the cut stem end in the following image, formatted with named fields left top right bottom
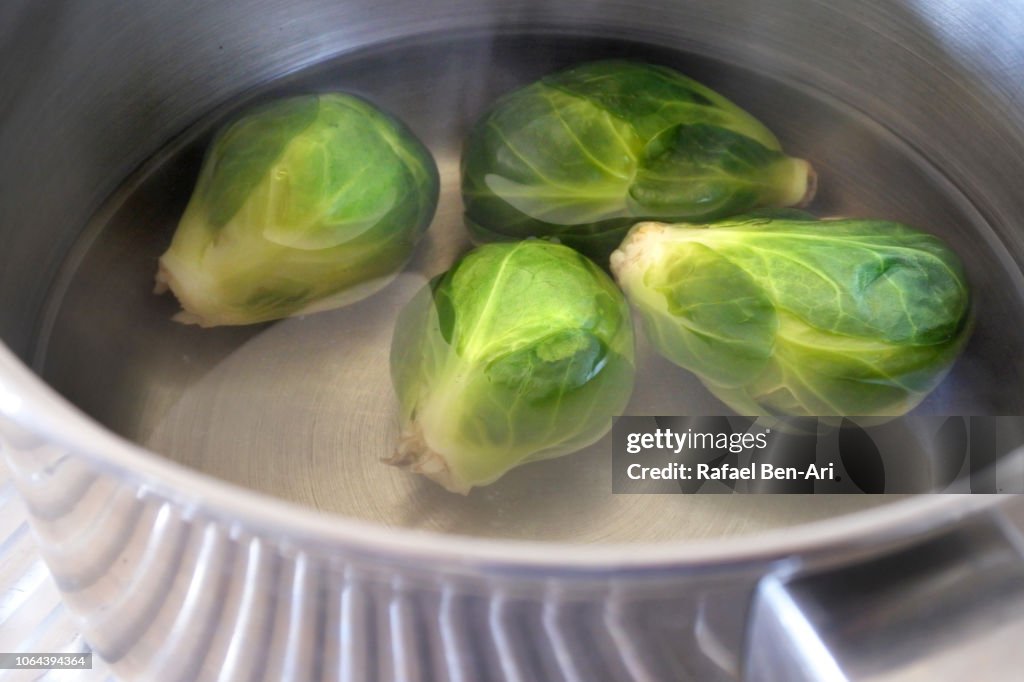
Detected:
left=384, top=424, right=470, bottom=495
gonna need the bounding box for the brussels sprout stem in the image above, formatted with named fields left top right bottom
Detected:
left=609, top=221, right=669, bottom=283
left=154, top=259, right=208, bottom=326
left=385, top=422, right=470, bottom=495
left=773, top=158, right=817, bottom=208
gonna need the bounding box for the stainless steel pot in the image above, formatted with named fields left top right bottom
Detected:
left=3, top=1, right=1024, bottom=680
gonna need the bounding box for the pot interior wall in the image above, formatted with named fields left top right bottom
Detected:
left=22, top=33, right=1024, bottom=542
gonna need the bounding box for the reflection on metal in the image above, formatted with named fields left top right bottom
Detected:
left=0, top=459, right=110, bottom=680
left=746, top=578, right=848, bottom=681
left=745, top=515, right=1024, bottom=681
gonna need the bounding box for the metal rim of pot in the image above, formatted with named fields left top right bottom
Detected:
left=0, top=344, right=1005, bottom=573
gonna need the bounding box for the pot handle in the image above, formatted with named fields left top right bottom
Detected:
left=742, top=503, right=1024, bottom=681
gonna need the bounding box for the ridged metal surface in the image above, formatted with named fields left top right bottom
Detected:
left=0, top=458, right=112, bottom=681
left=1, top=425, right=757, bottom=681
left=5, top=439, right=1021, bottom=682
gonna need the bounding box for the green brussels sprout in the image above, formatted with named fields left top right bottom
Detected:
left=389, top=240, right=635, bottom=493
left=461, top=60, right=814, bottom=264
left=156, top=93, right=439, bottom=326
left=611, top=217, right=971, bottom=417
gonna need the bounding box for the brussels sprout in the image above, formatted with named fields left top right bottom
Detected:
left=610, top=217, right=971, bottom=417
left=156, top=93, right=439, bottom=326
left=461, top=60, right=814, bottom=263
left=389, top=240, right=635, bottom=493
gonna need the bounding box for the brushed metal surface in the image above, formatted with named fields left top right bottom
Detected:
left=2, top=0, right=1024, bottom=678
left=3, top=2, right=1023, bottom=542
left=30, top=34, right=1009, bottom=541
left=745, top=512, right=1024, bottom=681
